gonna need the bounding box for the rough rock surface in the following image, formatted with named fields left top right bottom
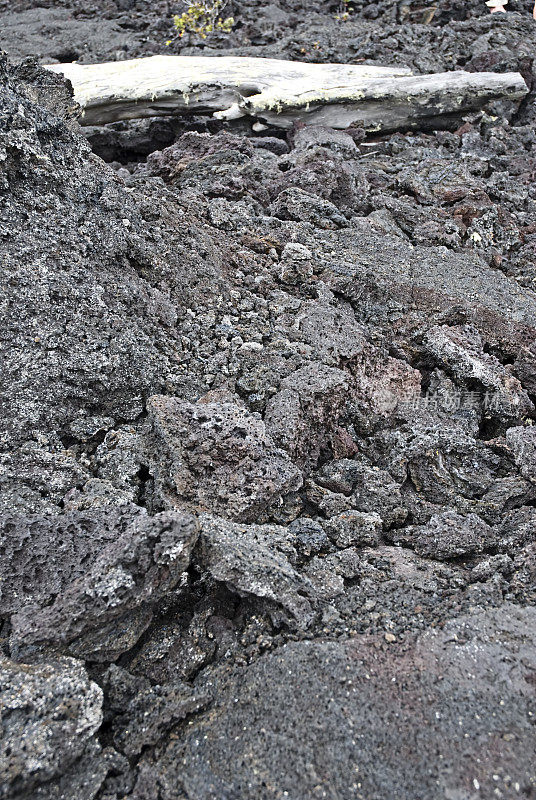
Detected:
left=0, top=506, right=145, bottom=615
left=2, top=1, right=536, bottom=798
left=0, top=656, right=103, bottom=799
left=147, top=605, right=536, bottom=800
left=197, top=515, right=314, bottom=622
left=148, top=395, right=302, bottom=520
left=10, top=510, right=199, bottom=661
left=388, top=510, right=498, bottom=559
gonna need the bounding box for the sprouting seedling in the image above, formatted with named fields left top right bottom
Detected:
left=336, top=0, right=351, bottom=21
left=172, top=0, right=234, bottom=41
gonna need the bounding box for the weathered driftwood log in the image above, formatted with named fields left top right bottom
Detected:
left=45, top=55, right=528, bottom=132
left=45, top=56, right=411, bottom=125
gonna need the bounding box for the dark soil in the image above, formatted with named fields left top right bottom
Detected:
left=2, top=2, right=536, bottom=799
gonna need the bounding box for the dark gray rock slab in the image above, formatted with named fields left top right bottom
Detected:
left=149, top=605, right=536, bottom=800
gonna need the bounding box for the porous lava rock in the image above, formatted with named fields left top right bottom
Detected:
left=3, top=2, right=536, bottom=797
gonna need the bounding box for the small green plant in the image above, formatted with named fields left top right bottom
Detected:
left=173, top=0, right=234, bottom=40
left=335, top=0, right=351, bottom=21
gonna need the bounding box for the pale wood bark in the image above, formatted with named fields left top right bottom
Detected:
left=45, top=55, right=528, bottom=131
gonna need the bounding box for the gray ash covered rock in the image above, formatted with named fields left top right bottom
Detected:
left=101, top=664, right=210, bottom=758
left=0, top=55, right=219, bottom=515
left=0, top=506, right=145, bottom=616
left=10, top=509, right=199, bottom=661
left=0, top=655, right=103, bottom=800
left=197, top=514, right=314, bottom=623
left=264, top=362, right=351, bottom=470
left=388, top=510, right=497, bottom=560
